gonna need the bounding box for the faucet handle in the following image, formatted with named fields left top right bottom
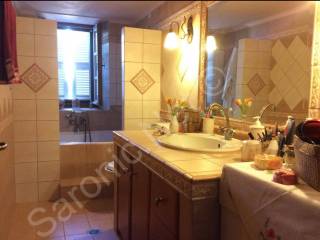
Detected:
left=224, top=128, right=235, bottom=140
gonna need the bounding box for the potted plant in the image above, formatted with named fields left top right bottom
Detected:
left=166, top=98, right=189, bottom=133
left=234, top=97, right=253, bottom=119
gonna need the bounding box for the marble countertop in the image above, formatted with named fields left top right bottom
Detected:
left=113, top=130, right=242, bottom=182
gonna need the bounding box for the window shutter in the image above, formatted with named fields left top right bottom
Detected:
left=57, top=28, right=92, bottom=100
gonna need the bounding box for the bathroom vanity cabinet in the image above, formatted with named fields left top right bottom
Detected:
left=113, top=131, right=224, bottom=240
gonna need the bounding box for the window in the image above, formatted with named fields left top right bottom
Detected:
left=58, top=24, right=96, bottom=101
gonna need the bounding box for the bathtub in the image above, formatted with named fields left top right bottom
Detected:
left=60, top=130, right=114, bottom=143
left=60, top=142, right=114, bottom=200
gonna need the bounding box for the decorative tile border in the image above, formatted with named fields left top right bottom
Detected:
left=114, top=133, right=218, bottom=199
left=20, top=64, right=50, bottom=92
left=130, top=69, right=155, bottom=94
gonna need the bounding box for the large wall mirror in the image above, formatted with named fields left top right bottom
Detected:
left=204, top=1, right=315, bottom=123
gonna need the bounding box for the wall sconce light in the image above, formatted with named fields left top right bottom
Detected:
left=164, top=16, right=194, bottom=50
left=206, top=35, right=217, bottom=53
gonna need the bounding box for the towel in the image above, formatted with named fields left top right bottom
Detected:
left=222, top=47, right=237, bottom=108
left=220, top=163, right=320, bottom=240
left=0, top=1, right=20, bottom=84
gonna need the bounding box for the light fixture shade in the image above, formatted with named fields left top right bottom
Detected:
left=164, top=31, right=179, bottom=49
left=206, top=35, right=217, bottom=53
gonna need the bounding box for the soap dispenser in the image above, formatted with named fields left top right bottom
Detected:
left=249, top=116, right=265, bottom=140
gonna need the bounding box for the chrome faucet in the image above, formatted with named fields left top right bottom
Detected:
left=207, top=103, right=234, bottom=140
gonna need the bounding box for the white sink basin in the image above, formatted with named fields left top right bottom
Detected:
left=157, top=133, right=242, bottom=153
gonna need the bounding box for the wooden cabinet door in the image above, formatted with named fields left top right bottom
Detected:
left=149, top=173, right=179, bottom=239
left=149, top=215, right=176, bottom=240
left=131, top=162, right=150, bottom=240
left=116, top=150, right=132, bottom=240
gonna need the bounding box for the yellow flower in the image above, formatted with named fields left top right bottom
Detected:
left=244, top=98, right=253, bottom=107
left=234, top=98, right=242, bottom=106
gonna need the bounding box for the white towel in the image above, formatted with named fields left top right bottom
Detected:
left=222, top=47, right=238, bottom=108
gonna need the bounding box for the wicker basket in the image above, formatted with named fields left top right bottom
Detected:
left=294, top=135, right=320, bottom=191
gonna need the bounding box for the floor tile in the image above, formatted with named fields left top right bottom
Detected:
left=66, top=234, right=94, bottom=240
left=92, top=230, right=118, bottom=240
left=63, top=214, right=91, bottom=236
left=8, top=198, right=115, bottom=240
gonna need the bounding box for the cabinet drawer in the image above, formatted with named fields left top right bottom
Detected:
left=150, top=173, right=178, bottom=236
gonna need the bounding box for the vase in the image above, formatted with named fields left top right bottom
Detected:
left=202, top=117, right=215, bottom=134
left=170, top=115, right=179, bottom=133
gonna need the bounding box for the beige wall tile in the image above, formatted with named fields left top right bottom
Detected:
left=124, top=43, right=142, bottom=62
left=16, top=17, right=34, bottom=34
left=37, top=121, right=59, bottom=141
left=38, top=161, right=60, bottom=181
left=124, top=101, right=142, bottom=119
left=259, top=52, right=271, bottom=69
left=37, top=99, right=59, bottom=120
left=38, top=181, right=60, bottom=201
left=13, top=99, right=36, bottom=121
left=143, top=29, right=161, bottom=44
left=124, top=62, right=142, bottom=82
left=259, top=40, right=273, bottom=52
left=16, top=183, right=38, bottom=203
left=142, top=101, right=160, bottom=119
left=15, top=162, right=37, bottom=183
left=35, top=19, right=57, bottom=36
left=35, top=57, right=58, bottom=79
left=12, top=82, right=36, bottom=100
left=143, top=83, right=160, bottom=100
left=143, top=44, right=161, bottom=63
left=17, top=56, right=35, bottom=74
left=124, top=27, right=143, bottom=43
left=142, top=118, right=160, bottom=129
left=35, top=35, right=57, bottom=57
left=124, top=119, right=143, bottom=130
left=38, top=141, right=60, bottom=162
left=142, top=63, right=160, bottom=82
left=284, top=87, right=301, bottom=110
left=238, top=38, right=259, bottom=51
left=36, top=79, right=58, bottom=100
left=14, top=142, right=37, bottom=163
left=124, top=83, right=142, bottom=101
left=14, top=121, right=37, bottom=142
left=17, top=34, right=35, bottom=56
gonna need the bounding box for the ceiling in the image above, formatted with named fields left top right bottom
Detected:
left=208, top=1, right=314, bottom=32
left=13, top=1, right=165, bottom=25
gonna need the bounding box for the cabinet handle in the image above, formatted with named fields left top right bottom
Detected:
left=154, top=196, right=166, bottom=206
left=0, top=142, right=7, bottom=151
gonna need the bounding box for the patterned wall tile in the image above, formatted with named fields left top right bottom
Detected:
left=247, top=73, right=265, bottom=96
left=270, top=33, right=312, bottom=111
left=130, top=69, right=155, bottom=94
left=20, top=64, right=50, bottom=92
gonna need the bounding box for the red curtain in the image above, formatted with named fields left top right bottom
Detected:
left=0, top=0, right=20, bottom=84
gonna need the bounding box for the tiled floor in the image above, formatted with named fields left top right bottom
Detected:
left=8, top=198, right=118, bottom=240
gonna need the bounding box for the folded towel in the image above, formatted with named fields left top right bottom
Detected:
left=0, top=1, right=20, bottom=84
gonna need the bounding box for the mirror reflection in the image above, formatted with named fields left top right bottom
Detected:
left=206, top=1, right=314, bottom=122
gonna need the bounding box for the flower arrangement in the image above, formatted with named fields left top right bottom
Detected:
left=234, top=97, right=253, bottom=117
left=166, top=98, right=189, bottom=116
